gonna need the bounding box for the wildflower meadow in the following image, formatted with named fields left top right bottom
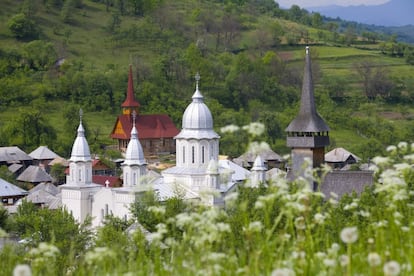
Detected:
left=1, top=141, right=414, bottom=275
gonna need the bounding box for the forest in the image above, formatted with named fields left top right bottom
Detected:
left=0, top=0, right=414, bottom=160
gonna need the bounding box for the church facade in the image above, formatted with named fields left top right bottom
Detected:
left=62, top=75, right=254, bottom=227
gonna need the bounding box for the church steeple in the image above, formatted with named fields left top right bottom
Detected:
left=67, top=109, right=92, bottom=186
left=286, top=47, right=330, bottom=133
left=122, top=111, right=147, bottom=187
left=286, top=47, right=330, bottom=180
left=121, top=65, right=140, bottom=115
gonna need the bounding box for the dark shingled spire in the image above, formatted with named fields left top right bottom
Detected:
left=285, top=47, right=329, bottom=133
left=121, top=65, right=140, bottom=108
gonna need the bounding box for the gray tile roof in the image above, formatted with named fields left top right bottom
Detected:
left=16, top=166, right=53, bottom=183
left=320, top=171, right=373, bottom=198
left=0, top=147, right=32, bottom=163
left=0, top=178, right=28, bottom=197
left=29, top=146, right=60, bottom=160
left=325, top=147, right=361, bottom=163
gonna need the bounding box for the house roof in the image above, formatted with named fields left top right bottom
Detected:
left=17, top=166, right=53, bottom=183
left=121, top=65, right=140, bottom=108
left=0, top=178, right=28, bottom=197
left=320, top=171, right=373, bottom=198
left=233, top=148, right=283, bottom=166
left=29, top=182, right=60, bottom=196
left=8, top=163, right=23, bottom=173
left=0, top=146, right=32, bottom=163
left=48, top=157, right=69, bottom=167
left=111, top=114, right=180, bottom=140
left=92, top=175, right=121, bottom=187
left=325, top=147, right=361, bottom=163
left=285, top=47, right=330, bottom=133
left=29, top=146, right=60, bottom=160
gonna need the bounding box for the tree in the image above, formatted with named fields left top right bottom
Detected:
left=7, top=13, right=39, bottom=39
left=354, top=61, right=394, bottom=100
left=2, top=109, right=57, bottom=152
left=22, top=40, right=57, bottom=70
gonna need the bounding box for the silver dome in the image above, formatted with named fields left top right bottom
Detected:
left=182, top=89, right=213, bottom=130
left=123, top=125, right=146, bottom=166
left=70, top=122, right=91, bottom=162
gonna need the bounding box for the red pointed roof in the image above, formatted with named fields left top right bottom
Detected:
left=111, top=114, right=179, bottom=140
left=121, top=65, right=140, bottom=108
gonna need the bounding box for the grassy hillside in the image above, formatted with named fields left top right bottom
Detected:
left=0, top=0, right=413, bottom=160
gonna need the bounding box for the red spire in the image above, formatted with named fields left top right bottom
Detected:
left=121, top=65, right=140, bottom=108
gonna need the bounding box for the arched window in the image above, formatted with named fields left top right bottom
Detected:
left=183, top=146, right=185, bottom=164
left=192, top=146, right=195, bottom=163
left=202, top=146, right=205, bottom=163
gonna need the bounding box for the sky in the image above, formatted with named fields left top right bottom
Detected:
left=277, top=0, right=390, bottom=8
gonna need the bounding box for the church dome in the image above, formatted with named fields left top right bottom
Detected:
left=175, top=74, right=219, bottom=140
left=182, top=89, right=213, bottom=130
left=70, top=121, right=91, bottom=162
left=123, top=125, right=146, bottom=166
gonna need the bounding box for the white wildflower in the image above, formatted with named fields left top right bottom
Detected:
left=339, top=255, right=349, bottom=267
left=220, top=124, right=240, bottom=133
left=383, top=261, right=401, bottom=276
left=294, top=216, right=306, bottom=230
left=367, top=238, right=374, bottom=244
left=271, top=268, right=295, bottom=276
left=247, top=141, right=271, bottom=155
left=402, top=263, right=412, bottom=272
left=242, top=122, right=265, bottom=136
left=254, top=200, right=265, bottom=209
left=359, top=210, right=370, bottom=217
left=368, top=252, right=381, bottom=267
left=315, top=252, right=326, bottom=259
left=314, top=213, right=326, bottom=224
left=330, top=192, right=339, bottom=199
left=372, top=156, right=390, bottom=166
left=85, top=247, right=116, bottom=265
left=401, top=226, right=409, bottom=232
left=323, top=259, right=336, bottom=267
left=403, top=154, right=414, bottom=161
left=148, top=205, right=166, bottom=216
left=386, top=145, right=397, bottom=152
left=398, top=142, right=408, bottom=151
left=13, top=264, right=32, bottom=276
left=340, top=227, right=358, bottom=244
left=331, top=243, right=340, bottom=252
left=244, top=221, right=263, bottom=233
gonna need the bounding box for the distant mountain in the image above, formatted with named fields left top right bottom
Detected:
left=310, top=0, right=414, bottom=27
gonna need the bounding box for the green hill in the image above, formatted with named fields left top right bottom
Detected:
left=0, top=0, right=414, bottom=160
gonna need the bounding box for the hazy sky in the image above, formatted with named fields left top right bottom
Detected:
left=277, top=0, right=390, bottom=8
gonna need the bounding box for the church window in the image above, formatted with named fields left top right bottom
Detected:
left=183, top=147, right=185, bottom=163
left=79, top=170, right=82, bottom=182
left=133, top=173, right=136, bottom=185
left=105, top=204, right=109, bottom=216
left=192, top=146, right=195, bottom=163
left=202, top=146, right=205, bottom=163
left=125, top=173, right=128, bottom=185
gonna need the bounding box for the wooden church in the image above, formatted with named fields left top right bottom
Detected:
left=110, top=66, right=179, bottom=155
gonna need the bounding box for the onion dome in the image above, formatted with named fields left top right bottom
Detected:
left=70, top=109, right=91, bottom=162
left=175, top=73, right=219, bottom=139
left=123, top=112, right=146, bottom=166
left=285, top=47, right=330, bottom=133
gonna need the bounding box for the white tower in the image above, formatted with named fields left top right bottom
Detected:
left=175, top=73, right=220, bottom=170
left=61, top=109, right=101, bottom=223
left=122, top=111, right=147, bottom=187
left=250, top=155, right=267, bottom=187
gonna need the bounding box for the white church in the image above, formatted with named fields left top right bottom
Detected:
left=61, top=75, right=266, bottom=227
